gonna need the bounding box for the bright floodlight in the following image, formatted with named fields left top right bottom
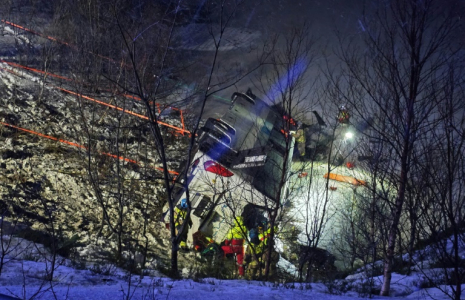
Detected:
left=345, top=131, right=354, bottom=139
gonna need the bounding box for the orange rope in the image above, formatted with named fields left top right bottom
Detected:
left=179, top=109, right=186, bottom=135
left=57, top=87, right=190, bottom=135
left=0, top=66, right=21, bottom=76
left=1, top=60, right=72, bottom=81
left=0, top=21, right=186, bottom=176
left=1, top=20, right=118, bottom=63
left=0, top=121, right=179, bottom=175
left=1, top=60, right=190, bottom=135
left=1, top=20, right=71, bottom=46
left=117, top=94, right=187, bottom=136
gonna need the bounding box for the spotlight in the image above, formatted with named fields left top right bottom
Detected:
left=345, top=131, right=354, bottom=139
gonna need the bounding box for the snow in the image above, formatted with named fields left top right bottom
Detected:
left=0, top=9, right=464, bottom=300
left=0, top=258, right=354, bottom=300
left=0, top=236, right=462, bottom=300
left=0, top=266, right=460, bottom=300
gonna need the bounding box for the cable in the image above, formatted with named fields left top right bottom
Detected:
left=0, top=121, right=179, bottom=175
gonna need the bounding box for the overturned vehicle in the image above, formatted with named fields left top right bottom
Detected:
left=163, top=90, right=295, bottom=256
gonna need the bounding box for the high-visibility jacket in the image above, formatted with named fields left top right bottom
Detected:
left=293, top=129, right=306, bottom=143
left=223, top=216, right=247, bottom=276
left=174, top=205, right=187, bottom=227
left=338, top=110, right=350, bottom=123
left=226, top=216, right=247, bottom=240
left=258, top=225, right=278, bottom=247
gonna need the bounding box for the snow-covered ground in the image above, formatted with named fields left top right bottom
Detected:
left=0, top=6, right=464, bottom=300
left=0, top=236, right=463, bottom=300
left=0, top=256, right=461, bottom=300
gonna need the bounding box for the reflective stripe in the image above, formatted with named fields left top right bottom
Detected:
left=174, top=206, right=187, bottom=226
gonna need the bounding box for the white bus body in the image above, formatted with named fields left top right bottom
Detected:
left=165, top=90, right=295, bottom=245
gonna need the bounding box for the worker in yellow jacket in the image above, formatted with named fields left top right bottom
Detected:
left=245, top=223, right=279, bottom=279
left=292, top=122, right=306, bottom=159
left=174, top=198, right=192, bottom=251
left=221, top=216, right=247, bottom=276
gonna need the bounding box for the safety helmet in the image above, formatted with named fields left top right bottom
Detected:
left=180, top=198, right=188, bottom=208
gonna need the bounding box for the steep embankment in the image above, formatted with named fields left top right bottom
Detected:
left=0, top=23, right=190, bottom=270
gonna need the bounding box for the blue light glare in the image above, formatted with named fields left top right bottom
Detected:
left=265, top=57, right=307, bottom=104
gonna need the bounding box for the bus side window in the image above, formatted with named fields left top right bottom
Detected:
left=190, top=193, right=203, bottom=208
left=193, top=196, right=213, bottom=219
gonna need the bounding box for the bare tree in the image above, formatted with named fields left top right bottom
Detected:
left=249, top=24, right=324, bottom=280
left=329, top=0, right=464, bottom=295
left=414, top=71, right=465, bottom=300
left=115, top=0, right=265, bottom=277
left=48, top=0, right=275, bottom=277
left=0, top=207, right=21, bottom=276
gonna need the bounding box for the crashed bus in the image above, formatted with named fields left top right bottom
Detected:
left=164, top=90, right=295, bottom=250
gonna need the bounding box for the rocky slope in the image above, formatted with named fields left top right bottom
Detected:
left=0, top=23, right=192, bottom=272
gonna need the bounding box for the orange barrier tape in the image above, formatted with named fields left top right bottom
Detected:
left=1, top=20, right=119, bottom=63
left=0, top=66, right=20, bottom=76
left=57, top=87, right=191, bottom=135
left=94, top=90, right=187, bottom=135
left=119, top=94, right=187, bottom=136
left=179, top=109, right=185, bottom=134
left=0, top=121, right=179, bottom=175
left=0, top=121, right=85, bottom=148
left=1, top=19, right=187, bottom=135
left=123, top=93, right=182, bottom=113
left=120, top=93, right=186, bottom=135
left=1, top=59, right=190, bottom=136
left=323, top=173, right=366, bottom=186
left=1, top=60, right=72, bottom=81
left=1, top=20, right=183, bottom=127
left=1, top=20, right=70, bottom=46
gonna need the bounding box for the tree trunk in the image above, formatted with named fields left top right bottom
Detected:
left=380, top=152, right=409, bottom=295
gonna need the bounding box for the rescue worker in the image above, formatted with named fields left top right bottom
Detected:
left=244, top=223, right=266, bottom=279
left=337, top=105, right=350, bottom=124
left=244, top=241, right=261, bottom=279
left=174, top=198, right=192, bottom=251
left=292, top=121, right=306, bottom=160
left=193, top=230, right=215, bottom=252
left=245, top=223, right=279, bottom=279
left=258, top=223, right=279, bottom=278
left=221, top=216, right=247, bottom=277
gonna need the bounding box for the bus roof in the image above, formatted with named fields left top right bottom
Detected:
left=208, top=92, right=294, bottom=201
